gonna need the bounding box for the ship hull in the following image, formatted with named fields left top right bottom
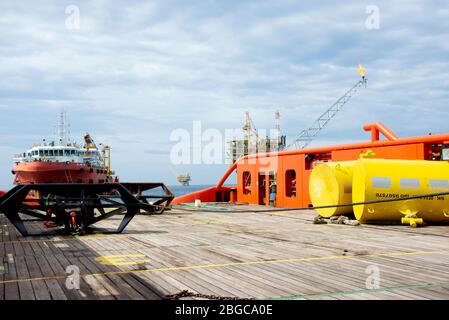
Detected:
left=12, top=161, right=112, bottom=184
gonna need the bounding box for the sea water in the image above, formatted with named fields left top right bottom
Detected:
left=168, top=185, right=214, bottom=197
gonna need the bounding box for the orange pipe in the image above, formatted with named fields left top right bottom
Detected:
left=215, top=162, right=237, bottom=188
left=363, top=122, right=398, bottom=142
left=172, top=186, right=234, bottom=204
left=216, top=124, right=449, bottom=188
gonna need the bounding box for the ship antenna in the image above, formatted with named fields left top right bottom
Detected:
left=57, top=112, right=69, bottom=146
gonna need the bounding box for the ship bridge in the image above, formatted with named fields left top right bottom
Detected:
left=14, top=145, right=103, bottom=167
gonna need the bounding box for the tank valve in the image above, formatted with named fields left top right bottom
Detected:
left=401, top=217, right=424, bottom=228
left=360, top=150, right=376, bottom=158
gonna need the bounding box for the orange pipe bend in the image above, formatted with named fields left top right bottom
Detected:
left=216, top=162, right=237, bottom=188
left=363, top=122, right=398, bottom=142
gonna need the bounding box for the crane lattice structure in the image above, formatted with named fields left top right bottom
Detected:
left=285, top=69, right=367, bottom=150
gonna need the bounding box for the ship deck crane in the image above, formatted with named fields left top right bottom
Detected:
left=284, top=65, right=367, bottom=150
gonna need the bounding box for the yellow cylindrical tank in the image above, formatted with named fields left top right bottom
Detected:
left=352, top=158, right=449, bottom=223
left=309, top=161, right=356, bottom=217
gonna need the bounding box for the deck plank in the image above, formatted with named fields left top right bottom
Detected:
left=2, top=206, right=449, bottom=300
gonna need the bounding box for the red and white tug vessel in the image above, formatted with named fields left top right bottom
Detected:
left=12, top=113, right=117, bottom=185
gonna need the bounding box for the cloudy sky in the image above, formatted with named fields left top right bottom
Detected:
left=0, top=0, right=448, bottom=189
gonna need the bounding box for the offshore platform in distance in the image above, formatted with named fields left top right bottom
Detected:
left=177, top=173, right=191, bottom=186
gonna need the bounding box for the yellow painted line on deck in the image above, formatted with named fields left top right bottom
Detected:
left=0, top=249, right=448, bottom=285
left=95, top=254, right=151, bottom=266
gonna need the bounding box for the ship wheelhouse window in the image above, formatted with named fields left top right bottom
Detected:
left=64, top=150, right=70, bottom=156
left=71, top=150, right=75, bottom=155
left=49, top=150, right=54, bottom=157
left=44, top=150, right=49, bottom=156
left=39, top=150, right=43, bottom=156
left=59, top=150, right=63, bottom=156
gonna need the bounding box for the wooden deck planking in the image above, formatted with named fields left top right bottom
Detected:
left=1, top=206, right=449, bottom=300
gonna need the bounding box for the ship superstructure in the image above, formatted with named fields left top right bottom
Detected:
left=12, top=113, right=116, bottom=184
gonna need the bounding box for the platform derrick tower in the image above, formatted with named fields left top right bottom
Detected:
left=227, top=111, right=286, bottom=164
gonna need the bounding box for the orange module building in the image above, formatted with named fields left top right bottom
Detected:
left=172, top=122, right=449, bottom=208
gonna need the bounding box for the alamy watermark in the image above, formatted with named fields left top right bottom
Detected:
left=169, top=120, right=281, bottom=168
left=65, top=265, right=80, bottom=290
left=365, top=265, right=381, bottom=289
left=65, top=5, right=81, bottom=30
left=0, top=263, right=8, bottom=275
left=365, top=5, right=380, bottom=30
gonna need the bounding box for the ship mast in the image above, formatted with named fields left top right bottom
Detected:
left=57, top=112, right=69, bottom=146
